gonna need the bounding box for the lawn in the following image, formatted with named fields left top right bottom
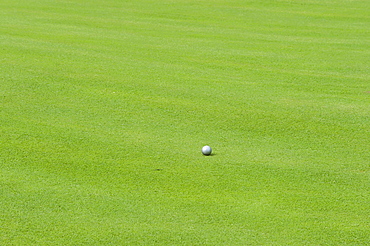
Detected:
left=1, top=0, right=369, bottom=244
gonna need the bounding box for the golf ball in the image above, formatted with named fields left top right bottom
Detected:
left=202, top=145, right=212, bottom=156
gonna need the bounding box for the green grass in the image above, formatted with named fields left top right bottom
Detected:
left=1, top=0, right=369, bottom=244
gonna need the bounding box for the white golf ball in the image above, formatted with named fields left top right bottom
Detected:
left=202, top=145, right=212, bottom=156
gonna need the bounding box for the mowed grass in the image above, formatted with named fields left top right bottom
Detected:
left=1, top=0, right=369, bottom=244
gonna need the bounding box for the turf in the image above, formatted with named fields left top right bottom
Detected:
left=1, top=0, right=369, bottom=244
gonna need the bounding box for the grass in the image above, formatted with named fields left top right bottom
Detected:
left=1, top=0, right=369, bottom=244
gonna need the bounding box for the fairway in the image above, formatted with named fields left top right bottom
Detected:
left=1, top=0, right=369, bottom=244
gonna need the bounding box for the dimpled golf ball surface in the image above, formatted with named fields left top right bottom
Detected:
left=202, top=146, right=212, bottom=156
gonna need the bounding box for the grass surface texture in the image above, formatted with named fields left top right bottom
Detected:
left=1, top=0, right=369, bottom=245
